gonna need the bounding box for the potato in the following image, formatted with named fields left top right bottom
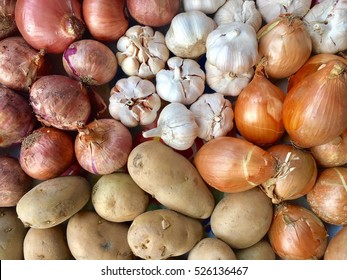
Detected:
left=235, top=239, right=276, bottom=260
left=16, top=176, right=91, bottom=229
left=66, top=210, right=133, bottom=260
left=188, top=237, right=237, bottom=260
left=23, top=225, right=72, bottom=260
left=127, top=209, right=203, bottom=260
left=0, top=207, right=28, bottom=259
left=324, top=226, right=347, bottom=260
left=92, top=173, right=149, bottom=222
left=127, top=140, right=215, bottom=219
left=210, top=187, right=273, bottom=249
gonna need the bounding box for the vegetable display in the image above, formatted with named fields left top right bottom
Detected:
left=0, top=0, right=346, bottom=261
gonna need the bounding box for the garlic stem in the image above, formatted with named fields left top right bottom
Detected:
left=142, top=127, right=162, bottom=138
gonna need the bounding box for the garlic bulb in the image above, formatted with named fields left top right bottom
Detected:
left=304, top=0, right=347, bottom=54
left=109, top=76, right=161, bottom=127
left=142, top=103, right=199, bottom=150
left=256, top=0, right=312, bottom=23
left=116, top=25, right=169, bottom=79
left=165, top=11, right=217, bottom=59
left=214, top=0, right=262, bottom=32
left=206, top=22, right=259, bottom=74
left=156, top=57, right=205, bottom=105
left=205, top=60, right=254, bottom=96
left=190, top=93, right=234, bottom=141
left=183, top=0, right=226, bottom=14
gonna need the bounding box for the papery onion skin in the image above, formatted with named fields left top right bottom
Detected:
left=324, top=226, right=347, bottom=260
left=63, top=39, right=118, bottom=86
left=0, top=87, right=36, bottom=147
left=261, top=144, right=317, bottom=204
left=0, top=36, right=45, bottom=92
left=19, top=126, right=75, bottom=180
left=234, top=66, right=285, bottom=146
left=127, top=0, right=180, bottom=27
left=268, top=203, right=328, bottom=260
left=83, top=0, right=128, bottom=42
left=75, top=119, right=133, bottom=175
left=15, top=0, right=85, bottom=53
left=29, top=75, right=91, bottom=131
left=193, top=136, right=277, bottom=193
left=307, top=167, right=347, bottom=226
left=0, top=156, right=32, bottom=207
left=0, top=0, right=17, bottom=40
left=283, top=60, right=347, bottom=148
left=257, top=14, right=312, bottom=79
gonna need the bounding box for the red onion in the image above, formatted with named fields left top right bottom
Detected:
left=0, top=0, right=17, bottom=40
left=15, top=0, right=85, bottom=53
left=29, top=75, right=91, bottom=131
left=75, top=119, right=132, bottom=175
left=0, top=156, right=32, bottom=207
left=63, top=39, right=118, bottom=86
left=0, top=36, right=45, bottom=92
left=0, top=86, right=36, bottom=147
left=19, top=126, right=75, bottom=180
left=82, top=0, right=128, bottom=42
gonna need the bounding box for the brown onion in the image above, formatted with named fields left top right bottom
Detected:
left=19, top=126, right=75, bottom=180
left=0, top=156, right=32, bottom=207
left=193, top=136, right=277, bottom=193
left=0, top=0, right=17, bottom=40
left=324, top=226, right=347, bottom=260
left=307, top=167, right=347, bottom=226
left=0, top=36, right=45, bottom=92
left=62, top=39, right=118, bottom=86
left=283, top=59, right=347, bottom=148
left=83, top=0, right=128, bottom=42
left=15, top=0, right=85, bottom=53
left=261, top=144, right=317, bottom=204
left=257, top=14, right=312, bottom=79
left=234, top=65, right=285, bottom=146
left=127, top=0, right=180, bottom=27
left=29, top=75, right=91, bottom=130
left=75, top=119, right=132, bottom=175
left=0, top=86, right=36, bottom=147
left=310, top=129, right=347, bottom=167
left=268, top=202, right=328, bottom=260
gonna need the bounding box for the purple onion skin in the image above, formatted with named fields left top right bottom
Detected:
left=29, top=75, right=91, bottom=130
left=0, top=87, right=36, bottom=147
left=0, top=0, right=18, bottom=40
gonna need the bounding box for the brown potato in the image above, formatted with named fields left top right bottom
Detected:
left=23, top=225, right=72, bottom=260
left=16, top=176, right=91, bottom=229
left=210, top=187, right=273, bottom=249
left=0, top=207, right=28, bottom=259
left=127, top=209, right=203, bottom=260
left=127, top=140, right=215, bottom=219
left=235, top=239, right=276, bottom=260
left=66, top=210, right=133, bottom=260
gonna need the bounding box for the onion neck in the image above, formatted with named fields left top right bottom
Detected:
left=77, top=124, right=104, bottom=144
left=329, top=63, right=347, bottom=79
left=63, top=14, right=85, bottom=39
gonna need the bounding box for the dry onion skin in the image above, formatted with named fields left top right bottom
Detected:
left=0, top=0, right=17, bottom=40
left=261, top=144, right=317, bottom=204
left=306, top=167, right=347, bottom=226
left=324, top=226, right=347, bottom=260
left=194, top=136, right=277, bottom=193
left=268, top=203, right=328, bottom=260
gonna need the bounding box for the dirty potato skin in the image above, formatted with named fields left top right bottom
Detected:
left=127, top=209, right=203, bottom=260
left=127, top=140, right=215, bottom=219
left=66, top=210, right=134, bottom=260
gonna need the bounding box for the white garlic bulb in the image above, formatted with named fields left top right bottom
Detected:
left=205, top=60, right=254, bottom=97
left=165, top=11, right=217, bottom=59
left=183, top=0, right=226, bottom=14
left=156, top=57, right=205, bottom=105
left=142, top=103, right=199, bottom=150
left=206, top=22, right=259, bottom=74
left=256, top=0, right=312, bottom=23
left=190, top=93, right=234, bottom=141
left=304, top=0, right=347, bottom=54
left=116, top=25, right=169, bottom=79
left=214, top=0, right=262, bottom=32
left=109, top=76, right=161, bottom=127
